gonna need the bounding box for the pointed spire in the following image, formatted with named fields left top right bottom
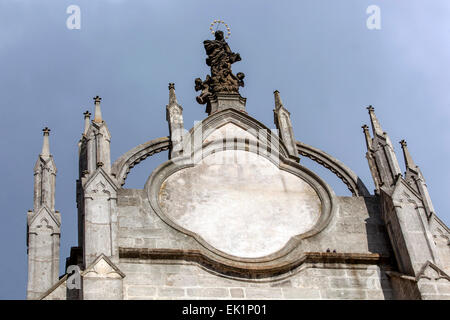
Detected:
left=168, top=83, right=179, bottom=106
left=400, top=140, right=418, bottom=173
left=363, top=106, right=402, bottom=188
left=272, top=90, right=299, bottom=161
left=367, top=105, right=384, bottom=136
left=93, top=96, right=102, bottom=123
left=362, top=124, right=372, bottom=150
left=166, top=82, right=185, bottom=159
left=41, top=127, right=51, bottom=157
left=399, top=140, right=435, bottom=218
left=83, top=110, right=91, bottom=135
left=274, top=90, right=284, bottom=110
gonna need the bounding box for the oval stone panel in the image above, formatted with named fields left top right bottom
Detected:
left=158, top=150, right=321, bottom=258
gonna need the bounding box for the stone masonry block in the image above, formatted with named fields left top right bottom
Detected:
left=282, top=288, right=321, bottom=299
left=165, top=273, right=198, bottom=287
left=124, top=273, right=164, bottom=286
left=329, top=277, right=380, bottom=290
left=157, top=287, right=186, bottom=298
left=127, top=286, right=157, bottom=297
left=418, top=283, right=437, bottom=295
left=435, top=282, right=450, bottom=295
left=229, top=288, right=245, bottom=298
left=186, top=288, right=229, bottom=298
left=321, top=289, right=367, bottom=300
left=367, top=289, right=393, bottom=300
left=244, top=288, right=283, bottom=299
left=306, top=268, right=347, bottom=277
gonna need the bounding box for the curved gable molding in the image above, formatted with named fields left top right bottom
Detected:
left=203, top=122, right=258, bottom=144
left=296, top=141, right=370, bottom=197
left=111, top=137, right=170, bottom=187
left=110, top=109, right=290, bottom=188
left=181, top=108, right=292, bottom=161
left=109, top=108, right=370, bottom=200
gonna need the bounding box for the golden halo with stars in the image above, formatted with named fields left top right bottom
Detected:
left=209, top=20, right=231, bottom=39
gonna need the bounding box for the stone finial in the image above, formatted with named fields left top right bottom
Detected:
left=362, top=124, right=372, bottom=150
left=366, top=105, right=384, bottom=137
left=166, top=82, right=184, bottom=159
left=93, top=96, right=103, bottom=123
left=41, top=127, right=51, bottom=157
left=83, top=111, right=91, bottom=135
left=168, top=83, right=178, bottom=105
left=272, top=90, right=298, bottom=161
left=399, top=139, right=407, bottom=148
left=399, top=139, right=418, bottom=172
left=273, top=90, right=284, bottom=110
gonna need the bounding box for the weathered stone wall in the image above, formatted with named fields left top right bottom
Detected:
left=118, top=189, right=198, bottom=250
left=117, top=189, right=392, bottom=257
left=115, top=187, right=396, bottom=299
left=430, top=216, right=450, bottom=275
left=119, top=261, right=392, bottom=300
left=388, top=270, right=450, bottom=300
left=417, top=277, right=450, bottom=299
left=83, top=277, right=123, bottom=300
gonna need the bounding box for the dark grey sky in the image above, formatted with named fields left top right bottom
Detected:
left=1, top=1, right=449, bottom=299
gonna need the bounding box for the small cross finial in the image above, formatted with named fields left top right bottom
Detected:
left=42, top=127, right=51, bottom=136
left=168, top=83, right=179, bottom=105
left=362, top=124, right=369, bottom=130
left=93, top=96, right=103, bottom=123
left=83, top=111, right=91, bottom=134
left=367, top=105, right=374, bottom=112
left=399, top=139, right=418, bottom=172
left=399, top=139, right=407, bottom=147
left=273, top=90, right=284, bottom=110
left=41, top=127, right=51, bottom=156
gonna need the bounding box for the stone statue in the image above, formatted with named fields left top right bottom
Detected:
left=194, top=76, right=212, bottom=105
left=195, top=30, right=245, bottom=105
